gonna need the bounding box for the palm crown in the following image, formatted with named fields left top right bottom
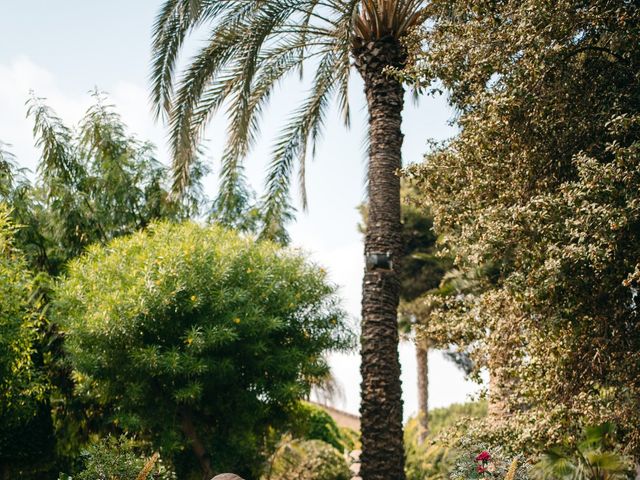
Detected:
left=151, top=0, right=425, bottom=237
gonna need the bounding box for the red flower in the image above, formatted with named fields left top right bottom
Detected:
left=477, top=465, right=487, bottom=474
left=475, top=451, right=491, bottom=462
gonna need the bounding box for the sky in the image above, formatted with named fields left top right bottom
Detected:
left=0, top=0, right=482, bottom=419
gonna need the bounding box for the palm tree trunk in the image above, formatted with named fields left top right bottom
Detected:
left=416, top=344, right=429, bottom=444
left=354, top=35, right=406, bottom=480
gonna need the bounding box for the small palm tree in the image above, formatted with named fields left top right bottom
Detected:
left=151, top=1, right=427, bottom=479
left=534, top=423, right=632, bottom=480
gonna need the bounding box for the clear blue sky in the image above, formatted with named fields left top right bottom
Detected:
left=0, top=0, right=481, bottom=418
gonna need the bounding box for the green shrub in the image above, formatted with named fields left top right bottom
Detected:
left=533, top=424, right=633, bottom=480
left=337, top=426, right=359, bottom=452
left=263, top=438, right=350, bottom=480
left=53, top=222, right=353, bottom=478
left=0, top=205, right=54, bottom=477
left=58, top=435, right=175, bottom=480
left=288, top=402, right=347, bottom=452
left=404, top=401, right=488, bottom=480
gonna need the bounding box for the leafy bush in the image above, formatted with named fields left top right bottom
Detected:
left=58, top=435, right=175, bottom=480
left=449, top=444, right=530, bottom=480
left=288, top=402, right=348, bottom=452
left=533, top=424, right=633, bottom=480
left=53, top=222, right=353, bottom=478
left=337, top=426, right=359, bottom=452
left=404, top=401, right=487, bottom=480
left=0, top=205, right=54, bottom=476
left=263, top=437, right=350, bottom=480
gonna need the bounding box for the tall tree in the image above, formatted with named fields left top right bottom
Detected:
left=360, top=185, right=452, bottom=442
left=150, top=2, right=428, bottom=478
left=20, top=91, right=204, bottom=275
left=1, top=92, right=207, bottom=478
left=406, top=0, right=640, bottom=460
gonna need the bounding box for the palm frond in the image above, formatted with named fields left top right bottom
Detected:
left=151, top=0, right=427, bottom=237
left=168, top=31, right=244, bottom=192
left=261, top=50, right=340, bottom=234
left=150, top=0, right=225, bottom=120
left=215, top=1, right=308, bottom=206
left=353, top=0, right=426, bottom=41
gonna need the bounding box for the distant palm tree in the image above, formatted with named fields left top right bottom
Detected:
left=151, top=2, right=427, bottom=479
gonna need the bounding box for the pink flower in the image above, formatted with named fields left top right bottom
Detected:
left=477, top=465, right=487, bottom=474
left=475, top=451, right=491, bottom=462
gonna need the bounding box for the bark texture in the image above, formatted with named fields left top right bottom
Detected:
left=416, top=344, right=429, bottom=444
left=354, top=35, right=406, bottom=480
left=487, top=332, right=517, bottom=421
left=487, top=366, right=512, bottom=420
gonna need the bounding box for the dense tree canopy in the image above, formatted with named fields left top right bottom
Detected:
left=0, top=206, right=53, bottom=474
left=1, top=92, right=211, bottom=478
left=406, top=0, right=640, bottom=457
left=54, top=222, right=353, bottom=478
left=0, top=207, right=41, bottom=419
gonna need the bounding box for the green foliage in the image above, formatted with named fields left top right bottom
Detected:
left=448, top=443, right=530, bottom=480
left=398, top=186, right=452, bottom=305
left=534, top=424, right=633, bottom=480
left=150, top=0, right=427, bottom=239
left=404, top=422, right=452, bottom=480
left=53, top=222, right=353, bottom=478
left=6, top=91, right=204, bottom=276
left=337, top=427, right=359, bottom=453
left=0, top=205, right=54, bottom=475
left=429, top=401, right=488, bottom=437
left=263, top=437, right=351, bottom=480
left=406, top=0, right=640, bottom=456
left=0, top=205, right=43, bottom=420
left=287, top=402, right=347, bottom=452
left=0, top=91, right=212, bottom=476
left=60, top=435, right=176, bottom=480
left=404, top=401, right=487, bottom=480
left=1, top=92, right=208, bottom=477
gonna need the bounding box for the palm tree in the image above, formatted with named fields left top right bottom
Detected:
left=534, top=423, right=632, bottom=480
left=151, top=1, right=427, bottom=479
